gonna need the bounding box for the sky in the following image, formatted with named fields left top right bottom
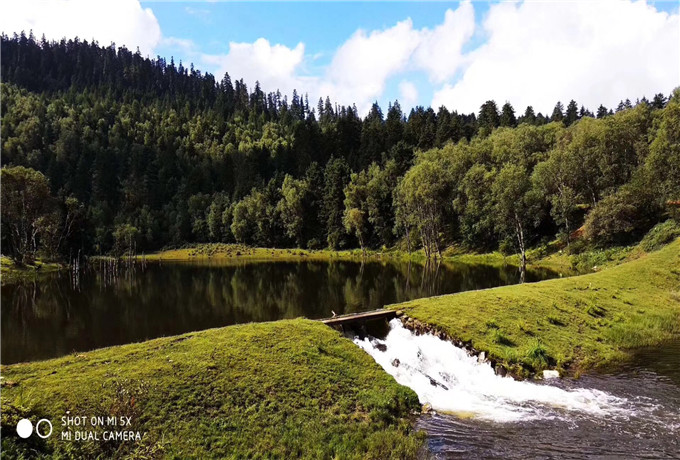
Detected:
left=2, top=1, right=679, bottom=116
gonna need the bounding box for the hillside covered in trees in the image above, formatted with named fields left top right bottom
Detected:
left=2, top=33, right=679, bottom=275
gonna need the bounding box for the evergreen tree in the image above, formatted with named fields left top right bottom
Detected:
left=500, top=102, right=517, bottom=127
left=478, top=100, right=500, bottom=133
left=565, top=100, right=579, bottom=126
left=521, top=106, right=537, bottom=125
left=323, top=157, right=352, bottom=249
left=597, top=105, right=609, bottom=119
left=652, top=93, right=667, bottom=109
left=551, top=102, right=564, bottom=122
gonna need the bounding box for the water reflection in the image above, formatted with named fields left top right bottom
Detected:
left=2, top=259, right=556, bottom=364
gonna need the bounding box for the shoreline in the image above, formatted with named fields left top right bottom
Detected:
left=0, top=256, right=65, bottom=286
left=138, top=243, right=583, bottom=276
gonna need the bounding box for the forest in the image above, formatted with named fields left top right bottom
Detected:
left=2, top=33, right=679, bottom=278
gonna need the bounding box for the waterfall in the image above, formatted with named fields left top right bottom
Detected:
left=354, top=319, right=632, bottom=423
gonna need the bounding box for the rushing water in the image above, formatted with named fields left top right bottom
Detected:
left=356, top=320, right=680, bottom=459
left=1, top=259, right=556, bottom=364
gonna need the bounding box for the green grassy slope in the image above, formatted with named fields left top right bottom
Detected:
left=393, top=239, right=680, bottom=376
left=1, top=320, right=422, bottom=459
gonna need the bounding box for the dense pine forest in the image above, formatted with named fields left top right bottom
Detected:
left=2, top=33, right=679, bottom=272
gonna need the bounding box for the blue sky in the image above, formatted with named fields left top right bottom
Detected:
left=150, top=2, right=492, bottom=57
left=150, top=2, right=495, bottom=111
left=3, top=1, right=679, bottom=115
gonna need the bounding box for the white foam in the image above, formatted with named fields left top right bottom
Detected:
left=354, top=319, right=631, bottom=422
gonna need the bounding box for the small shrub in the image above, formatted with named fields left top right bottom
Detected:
left=640, top=220, right=680, bottom=252
left=525, top=340, right=550, bottom=368
left=489, top=329, right=514, bottom=347
left=516, top=320, right=534, bottom=336
left=306, top=238, right=322, bottom=250
left=567, top=238, right=588, bottom=255
left=583, top=184, right=660, bottom=246
left=498, top=239, right=514, bottom=256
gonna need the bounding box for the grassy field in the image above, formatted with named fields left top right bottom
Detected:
left=0, top=256, right=64, bottom=285
left=1, top=320, right=423, bottom=459
left=393, top=239, right=680, bottom=377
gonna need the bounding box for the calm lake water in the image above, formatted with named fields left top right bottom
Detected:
left=1, top=259, right=557, bottom=364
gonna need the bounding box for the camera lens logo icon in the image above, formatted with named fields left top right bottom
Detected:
left=16, top=419, right=32, bottom=438
left=16, top=418, right=52, bottom=439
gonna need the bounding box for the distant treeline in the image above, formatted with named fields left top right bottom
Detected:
left=1, top=33, right=678, bottom=269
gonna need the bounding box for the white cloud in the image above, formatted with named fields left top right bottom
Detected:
left=412, top=2, right=475, bottom=83
left=318, top=2, right=474, bottom=112
left=399, top=80, right=419, bottom=108
left=190, top=2, right=475, bottom=114
left=432, top=0, right=680, bottom=114
left=202, top=38, right=306, bottom=95
left=0, top=0, right=161, bottom=57
left=317, top=19, right=421, bottom=112
left=182, top=18, right=419, bottom=114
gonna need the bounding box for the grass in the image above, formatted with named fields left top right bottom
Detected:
left=140, top=243, right=409, bottom=263
left=640, top=219, right=680, bottom=252
left=1, top=320, right=423, bottom=459
left=0, top=256, right=64, bottom=285
left=391, top=239, right=680, bottom=377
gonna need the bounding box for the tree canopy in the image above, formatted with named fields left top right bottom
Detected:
left=1, top=33, right=678, bottom=265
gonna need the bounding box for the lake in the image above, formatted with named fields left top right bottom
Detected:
left=1, top=259, right=557, bottom=364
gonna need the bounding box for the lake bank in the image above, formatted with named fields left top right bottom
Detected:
left=391, top=239, right=680, bottom=378
left=139, top=242, right=586, bottom=274
left=0, top=256, right=64, bottom=286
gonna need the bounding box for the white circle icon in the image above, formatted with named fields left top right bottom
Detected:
left=36, top=419, right=53, bottom=438
left=16, top=418, right=33, bottom=438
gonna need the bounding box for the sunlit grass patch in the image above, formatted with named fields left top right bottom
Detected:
left=1, top=320, right=423, bottom=459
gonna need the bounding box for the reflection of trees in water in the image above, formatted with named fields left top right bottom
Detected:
left=1, top=260, right=558, bottom=364
left=1, top=275, right=82, bottom=363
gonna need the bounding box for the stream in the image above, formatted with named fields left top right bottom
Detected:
left=355, top=320, right=680, bottom=459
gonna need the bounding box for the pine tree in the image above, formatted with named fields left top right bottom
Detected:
left=323, top=157, right=352, bottom=249
left=564, top=100, right=579, bottom=126
left=652, top=93, right=667, bottom=109
left=478, top=100, right=500, bottom=133
left=385, top=101, right=404, bottom=150
left=551, top=102, right=564, bottom=122
left=499, top=102, right=517, bottom=127
left=596, top=105, right=609, bottom=119
left=521, top=106, right=537, bottom=125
